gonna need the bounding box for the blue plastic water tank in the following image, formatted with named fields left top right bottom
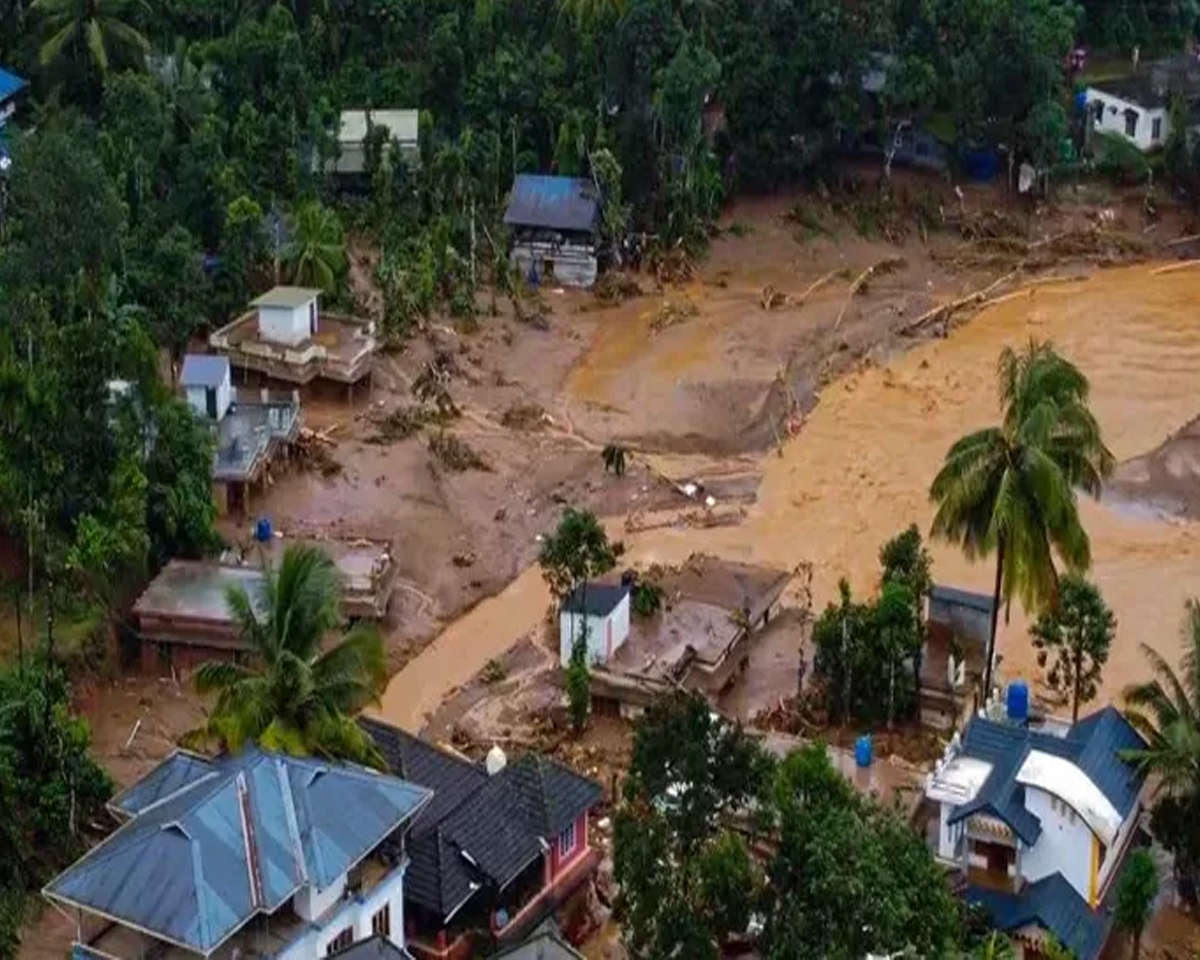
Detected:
left=1007, top=681, right=1030, bottom=723
left=854, top=734, right=873, bottom=769
left=254, top=517, right=273, bottom=543
left=1074, top=90, right=1089, bottom=116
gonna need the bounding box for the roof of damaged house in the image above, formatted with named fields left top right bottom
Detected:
left=504, top=175, right=601, bottom=233
left=361, top=719, right=602, bottom=921
left=562, top=582, right=630, bottom=618
left=180, top=353, right=231, bottom=388
left=44, top=746, right=431, bottom=956
left=493, top=920, right=585, bottom=960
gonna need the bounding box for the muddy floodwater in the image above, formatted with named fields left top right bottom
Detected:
left=376, top=265, right=1200, bottom=731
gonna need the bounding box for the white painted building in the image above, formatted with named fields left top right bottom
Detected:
left=559, top=582, right=631, bottom=667
left=923, top=705, right=1149, bottom=959
left=321, top=110, right=420, bottom=176
left=1085, top=84, right=1170, bottom=151
left=253, top=286, right=323, bottom=347
left=44, top=747, right=430, bottom=960
left=179, top=353, right=234, bottom=421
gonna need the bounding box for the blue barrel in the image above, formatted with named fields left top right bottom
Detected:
left=855, top=735, right=873, bottom=769
left=1074, top=90, right=1089, bottom=116
left=1007, top=681, right=1030, bottom=723
left=254, top=517, right=273, bottom=543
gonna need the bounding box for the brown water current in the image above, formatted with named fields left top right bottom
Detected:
left=376, top=265, right=1200, bottom=732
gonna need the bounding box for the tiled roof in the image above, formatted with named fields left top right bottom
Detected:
left=947, top=706, right=1146, bottom=845
left=329, top=934, right=415, bottom=960
left=44, top=747, right=431, bottom=956
left=180, top=353, right=230, bottom=388
left=504, top=175, right=600, bottom=233
left=493, top=920, right=584, bottom=960
left=361, top=722, right=602, bottom=922
left=561, top=583, right=629, bottom=618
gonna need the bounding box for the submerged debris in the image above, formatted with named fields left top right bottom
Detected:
left=428, top=430, right=490, bottom=472
left=500, top=402, right=549, bottom=431
left=650, top=297, right=699, bottom=333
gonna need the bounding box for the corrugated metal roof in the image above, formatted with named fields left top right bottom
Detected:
left=44, top=747, right=431, bottom=956
left=946, top=707, right=1146, bottom=845
left=504, top=175, right=600, bottom=233
left=108, top=751, right=216, bottom=818
left=0, top=67, right=26, bottom=102
left=251, top=286, right=322, bottom=309
left=180, top=354, right=230, bottom=388
left=339, top=110, right=419, bottom=146
left=330, top=935, right=415, bottom=960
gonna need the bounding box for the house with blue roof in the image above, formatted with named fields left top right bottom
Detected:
left=44, top=746, right=432, bottom=960
left=504, top=175, right=602, bottom=289
left=0, top=66, right=26, bottom=130
left=923, top=703, right=1149, bottom=958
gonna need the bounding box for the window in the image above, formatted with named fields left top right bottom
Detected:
left=371, top=904, right=391, bottom=939
left=326, top=928, right=354, bottom=956
left=1152, top=117, right=1164, bottom=142
left=1125, top=110, right=1138, bottom=138
left=558, top=820, right=577, bottom=859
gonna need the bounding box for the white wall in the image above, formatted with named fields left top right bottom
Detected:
left=183, top=374, right=233, bottom=421
left=259, top=301, right=318, bottom=346
left=279, top=862, right=407, bottom=960
left=559, top=593, right=630, bottom=667
left=1086, top=89, right=1169, bottom=151
left=1021, top=787, right=1094, bottom=903
left=937, top=803, right=966, bottom=861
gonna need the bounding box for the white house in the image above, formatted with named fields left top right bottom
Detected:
left=923, top=704, right=1149, bottom=959
left=322, top=110, right=420, bottom=176
left=179, top=353, right=233, bottom=421
left=44, top=746, right=430, bottom=960
left=1086, top=59, right=1200, bottom=151
left=558, top=582, right=631, bottom=667
left=253, top=286, right=323, bottom=347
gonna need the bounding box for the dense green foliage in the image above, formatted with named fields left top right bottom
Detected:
left=1030, top=573, right=1115, bottom=721
left=193, top=544, right=389, bottom=766
left=0, top=661, right=113, bottom=952
left=538, top=507, right=618, bottom=603
left=614, top=692, right=963, bottom=959
left=929, top=340, right=1113, bottom=696
left=1114, top=848, right=1159, bottom=960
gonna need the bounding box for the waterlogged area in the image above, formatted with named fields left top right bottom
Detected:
left=376, top=265, right=1200, bottom=731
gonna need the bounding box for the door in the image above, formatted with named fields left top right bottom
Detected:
left=309, top=301, right=317, bottom=336
left=205, top=387, right=218, bottom=419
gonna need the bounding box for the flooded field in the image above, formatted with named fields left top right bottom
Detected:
left=376, top=264, right=1200, bottom=730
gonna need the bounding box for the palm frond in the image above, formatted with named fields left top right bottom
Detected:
left=38, top=20, right=77, bottom=64
left=194, top=659, right=252, bottom=695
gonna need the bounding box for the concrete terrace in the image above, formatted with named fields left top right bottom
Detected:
left=210, top=310, right=377, bottom=385
left=213, top=391, right=301, bottom=482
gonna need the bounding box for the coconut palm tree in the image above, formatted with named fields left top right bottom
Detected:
left=929, top=340, right=1113, bottom=697
left=34, top=0, right=150, bottom=74
left=1122, top=600, right=1200, bottom=795
left=194, top=545, right=388, bottom=767
left=281, top=201, right=347, bottom=293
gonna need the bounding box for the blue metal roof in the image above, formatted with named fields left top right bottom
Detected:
left=562, top=582, right=629, bottom=617
left=45, top=747, right=431, bottom=956
left=180, top=353, right=231, bottom=388
left=0, top=67, right=26, bottom=102
left=968, top=873, right=1113, bottom=960
left=504, top=175, right=600, bottom=233
left=947, top=707, right=1146, bottom=845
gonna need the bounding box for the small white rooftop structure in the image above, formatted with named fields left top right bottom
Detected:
left=322, top=110, right=420, bottom=175
left=485, top=745, right=507, bottom=776
left=1015, top=750, right=1122, bottom=845
left=250, top=286, right=322, bottom=347
left=926, top=755, right=994, bottom=806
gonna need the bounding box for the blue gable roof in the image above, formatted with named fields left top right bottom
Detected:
left=45, top=747, right=431, bottom=956
left=969, top=873, right=1113, bottom=960
left=947, top=706, right=1146, bottom=845
left=504, top=175, right=600, bottom=233
left=0, top=67, right=26, bottom=102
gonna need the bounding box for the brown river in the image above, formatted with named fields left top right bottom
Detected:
left=375, top=265, right=1200, bottom=732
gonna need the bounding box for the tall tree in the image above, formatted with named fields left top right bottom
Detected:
left=33, top=0, right=150, bottom=74
left=193, top=544, right=388, bottom=766
left=1030, top=574, right=1115, bottom=721
left=929, top=340, right=1113, bottom=698
left=1114, top=849, right=1159, bottom=960
left=537, top=507, right=617, bottom=603
left=281, top=200, right=347, bottom=293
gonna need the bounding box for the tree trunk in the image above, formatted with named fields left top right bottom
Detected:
left=1133, top=931, right=1142, bottom=960
left=984, top=536, right=1005, bottom=703
left=1072, top=646, right=1083, bottom=723
left=888, top=658, right=895, bottom=728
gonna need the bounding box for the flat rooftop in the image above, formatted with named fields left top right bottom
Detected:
left=251, top=286, right=321, bottom=309
left=210, top=311, right=376, bottom=385
left=213, top=398, right=299, bottom=481
left=250, top=534, right=395, bottom=597
left=133, top=562, right=266, bottom=624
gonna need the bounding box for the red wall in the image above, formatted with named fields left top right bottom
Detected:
left=548, top=813, right=589, bottom=880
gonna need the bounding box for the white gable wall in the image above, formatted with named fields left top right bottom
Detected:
left=259, top=301, right=318, bottom=346
left=559, top=593, right=630, bottom=667
left=183, top=373, right=233, bottom=421
left=278, top=861, right=407, bottom=960
left=1021, top=786, right=1094, bottom=903
left=1086, top=88, right=1170, bottom=151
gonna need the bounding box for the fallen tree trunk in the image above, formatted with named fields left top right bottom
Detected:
left=834, top=257, right=905, bottom=330
left=900, top=270, right=1017, bottom=336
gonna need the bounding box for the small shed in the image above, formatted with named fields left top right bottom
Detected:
left=323, top=110, right=420, bottom=175
left=179, top=354, right=233, bottom=421
left=559, top=582, right=631, bottom=668
left=251, top=286, right=321, bottom=346
left=505, top=175, right=601, bottom=289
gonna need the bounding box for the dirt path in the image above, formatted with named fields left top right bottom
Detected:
left=374, top=263, right=1200, bottom=731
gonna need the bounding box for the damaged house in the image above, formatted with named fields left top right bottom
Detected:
left=504, top=175, right=602, bottom=289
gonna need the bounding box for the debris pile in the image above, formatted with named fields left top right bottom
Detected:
left=650, top=297, right=699, bottom=333
left=428, top=430, right=490, bottom=472
left=593, top=272, right=644, bottom=303
left=296, top=427, right=341, bottom=476
left=499, top=402, right=550, bottom=432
